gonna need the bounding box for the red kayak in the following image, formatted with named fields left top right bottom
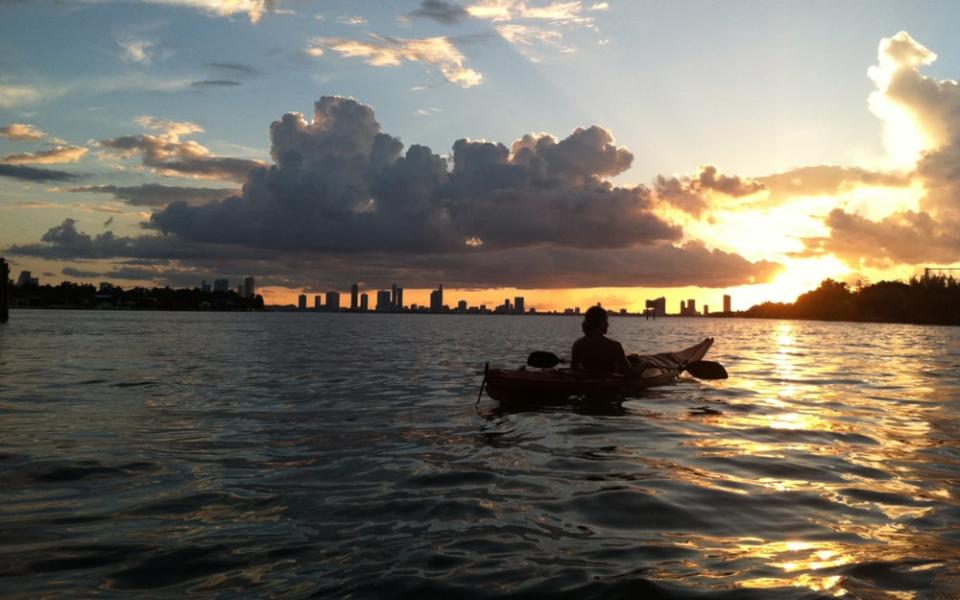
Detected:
left=483, top=338, right=717, bottom=404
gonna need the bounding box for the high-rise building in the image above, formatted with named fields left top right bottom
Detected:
left=17, top=271, right=37, bottom=287
left=213, top=278, right=229, bottom=292
left=680, top=300, right=686, bottom=315
left=391, top=283, right=398, bottom=310
left=376, top=290, right=392, bottom=312
left=326, top=291, right=340, bottom=311
left=704, top=305, right=710, bottom=315
left=298, top=294, right=307, bottom=310
left=360, top=292, right=369, bottom=312
left=314, top=295, right=322, bottom=310
left=237, top=283, right=245, bottom=298
left=244, top=276, right=256, bottom=299
left=350, top=283, right=359, bottom=310
left=514, top=296, right=525, bottom=314
left=201, top=280, right=211, bottom=293
left=457, top=300, right=467, bottom=313
left=723, top=294, right=732, bottom=313
left=395, top=287, right=403, bottom=311
left=429, top=285, right=443, bottom=313
left=645, top=297, right=666, bottom=317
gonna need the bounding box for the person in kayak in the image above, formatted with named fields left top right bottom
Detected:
left=571, top=306, right=632, bottom=374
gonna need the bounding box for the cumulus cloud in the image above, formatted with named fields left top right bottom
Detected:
left=119, top=38, right=156, bottom=64
left=99, top=116, right=263, bottom=181
left=655, top=165, right=762, bottom=216
left=409, top=0, right=470, bottom=24
left=0, top=123, right=47, bottom=141
left=146, top=96, right=678, bottom=253
left=1, top=145, right=88, bottom=164
left=69, top=184, right=238, bottom=207
left=309, top=35, right=482, bottom=88
left=0, top=163, right=79, bottom=182
left=803, top=32, right=960, bottom=266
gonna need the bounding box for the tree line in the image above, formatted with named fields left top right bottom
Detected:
left=743, top=276, right=959, bottom=325
left=9, top=281, right=264, bottom=311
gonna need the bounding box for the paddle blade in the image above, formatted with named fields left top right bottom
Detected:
left=686, top=360, right=728, bottom=380
left=527, top=351, right=562, bottom=369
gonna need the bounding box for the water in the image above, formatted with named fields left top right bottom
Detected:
left=1, top=311, right=958, bottom=598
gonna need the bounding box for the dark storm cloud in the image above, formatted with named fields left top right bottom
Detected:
left=149, top=96, right=681, bottom=253
left=70, top=184, right=238, bottom=207
left=409, top=0, right=469, bottom=25
left=190, top=79, right=242, bottom=88
left=654, top=165, right=762, bottom=217
left=0, top=163, right=79, bottom=182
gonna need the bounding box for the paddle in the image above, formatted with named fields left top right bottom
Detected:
left=528, top=350, right=727, bottom=379
left=685, top=360, right=728, bottom=380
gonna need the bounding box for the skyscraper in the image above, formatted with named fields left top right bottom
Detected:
left=314, top=295, right=322, bottom=310
left=237, top=283, right=245, bottom=298
left=298, top=294, right=307, bottom=310
left=514, top=296, right=525, bottom=314
left=391, top=283, right=397, bottom=310
left=360, top=292, right=369, bottom=312
left=723, top=294, right=732, bottom=313
left=350, top=283, right=359, bottom=310
left=201, top=280, right=211, bottom=293
left=244, top=276, right=256, bottom=299
left=395, top=287, right=403, bottom=311
left=429, top=284, right=443, bottom=313
left=376, top=290, right=391, bottom=312
left=326, top=291, right=340, bottom=311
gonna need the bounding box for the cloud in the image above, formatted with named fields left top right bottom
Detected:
left=655, top=165, right=762, bottom=216
left=147, top=96, right=677, bottom=253
left=0, top=84, right=47, bottom=108
left=309, top=35, right=482, bottom=87
left=758, top=165, right=912, bottom=199
left=1, top=145, right=88, bottom=165
left=10, top=97, right=779, bottom=290
left=801, top=208, right=960, bottom=266
left=337, top=15, right=367, bottom=26
left=463, top=0, right=601, bottom=56
left=144, top=0, right=273, bottom=23
left=205, top=62, right=260, bottom=77
left=0, top=163, right=79, bottom=182
left=0, top=123, right=48, bottom=141
left=409, top=0, right=470, bottom=24
left=119, top=38, right=156, bottom=64
left=803, top=32, right=960, bottom=267
left=62, top=266, right=102, bottom=279
left=190, top=79, right=242, bottom=87
left=69, top=183, right=238, bottom=207
left=99, top=117, right=263, bottom=181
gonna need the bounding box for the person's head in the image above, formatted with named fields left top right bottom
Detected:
left=582, top=305, right=608, bottom=335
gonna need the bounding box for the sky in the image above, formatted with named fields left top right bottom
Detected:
left=2, top=0, right=959, bottom=312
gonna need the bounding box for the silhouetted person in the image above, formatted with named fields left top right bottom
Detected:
left=571, top=306, right=631, bottom=374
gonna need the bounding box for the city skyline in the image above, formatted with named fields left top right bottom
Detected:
left=2, top=3, right=960, bottom=312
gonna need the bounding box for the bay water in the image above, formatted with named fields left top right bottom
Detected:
left=1, top=311, right=958, bottom=598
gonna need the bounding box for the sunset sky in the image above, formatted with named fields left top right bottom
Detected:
left=2, top=1, right=959, bottom=312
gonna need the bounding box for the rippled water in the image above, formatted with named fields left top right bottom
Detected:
left=1, top=310, right=958, bottom=598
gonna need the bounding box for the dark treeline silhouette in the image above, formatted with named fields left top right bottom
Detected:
left=744, top=276, right=960, bottom=325
left=9, top=281, right=264, bottom=311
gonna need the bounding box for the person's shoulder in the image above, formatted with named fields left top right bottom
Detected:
left=572, top=336, right=588, bottom=348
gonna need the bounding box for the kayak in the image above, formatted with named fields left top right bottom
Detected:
left=483, top=338, right=715, bottom=404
